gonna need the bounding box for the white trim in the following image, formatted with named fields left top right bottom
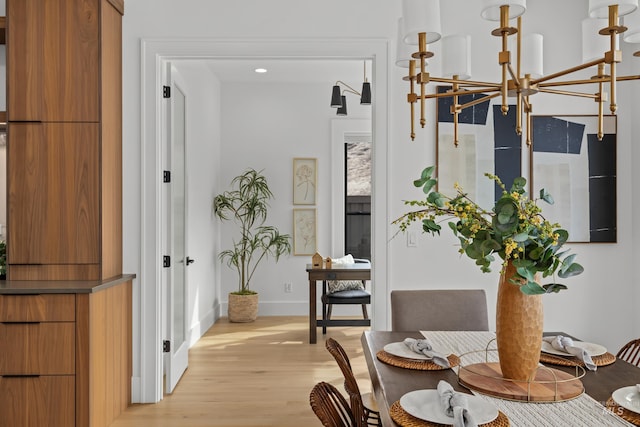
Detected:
left=140, top=37, right=390, bottom=403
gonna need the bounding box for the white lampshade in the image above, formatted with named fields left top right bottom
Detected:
left=589, top=0, right=638, bottom=18
left=623, top=10, right=640, bottom=42
left=521, top=34, right=543, bottom=78
left=402, top=0, right=442, bottom=45
left=582, top=18, right=616, bottom=61
left=507, top=32, right=543, bottom=78
left=396, top=18, right=415, bottom=68
left=442, top=35, right=471, bottom=80
left=481, top=0, right=527, bottom=21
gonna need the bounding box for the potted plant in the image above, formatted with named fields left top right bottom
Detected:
left=394, top=166, right=584, bottom=380
left=213, top=168, right=292, bottom=322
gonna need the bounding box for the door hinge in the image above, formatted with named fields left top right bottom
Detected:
left=163, top=340, right=171, bottom=353
left=163, top=85, right=171, bottom=98
left=163, top=170, right=171, bottom=183
left=163, top=255, right=171, bottom=268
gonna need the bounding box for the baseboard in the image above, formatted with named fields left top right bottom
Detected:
left=219, top=301, right=366, bottom=317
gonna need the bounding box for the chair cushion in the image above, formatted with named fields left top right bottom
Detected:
left=326, top=289, right=370, bottom=299
left=327, top=280, right=364, bottom=293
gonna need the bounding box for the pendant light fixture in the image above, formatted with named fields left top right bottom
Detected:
left=330, top=61, right=372, bottom=116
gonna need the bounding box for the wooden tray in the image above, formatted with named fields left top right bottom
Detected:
left=458, top=362, right=584, bottom=402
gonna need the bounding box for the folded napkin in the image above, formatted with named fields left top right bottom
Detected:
left=403, top=337, right=450, bottom=368
left=437, top=380, right=478, bottom=427
left=543, top=335, right=597, bottom=371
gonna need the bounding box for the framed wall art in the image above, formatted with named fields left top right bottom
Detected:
left=293, top=157, right=317, bottom=205
left=293, top=208, right=317, bottom=256
left=530, top=115, right=617, bottom=243
left=436, top=85, right=522, bottom=211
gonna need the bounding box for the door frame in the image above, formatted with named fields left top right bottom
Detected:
left=140, top=38, right=390, bottom=403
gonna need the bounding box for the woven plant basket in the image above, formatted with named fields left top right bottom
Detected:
left=228, top=292, right=259, bottom=323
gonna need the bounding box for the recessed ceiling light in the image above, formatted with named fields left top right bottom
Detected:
left=254, top=68, right=268, bottom=73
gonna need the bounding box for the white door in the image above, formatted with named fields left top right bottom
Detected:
left=164, top=65, right=190, bottom=394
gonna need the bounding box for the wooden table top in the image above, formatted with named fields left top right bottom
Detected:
left=362, top=330, right=640, bottom=427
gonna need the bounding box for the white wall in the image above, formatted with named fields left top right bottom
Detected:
left=124, top=0, right=638, bottom=401
left=218, top=81, right=371, bottom=315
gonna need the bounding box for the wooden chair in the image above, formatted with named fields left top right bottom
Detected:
left=390, top=289, right=489, bottom=332
left=326, top=338, right=381, bottom=427
left=309, top=381, right=356, bottom=427
left=617, top=338, right=640, bottom=367
left=321, top=259, right=371, bottom=334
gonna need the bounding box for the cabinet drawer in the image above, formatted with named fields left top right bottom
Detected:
left=0, top=375, right=74, bottom=427
left=0, top=322, right=75, bottom=375
left=0, top=294, right=75, bottom=322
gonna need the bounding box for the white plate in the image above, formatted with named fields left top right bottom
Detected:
left=541, top=340, right=607, bottom=357
left=383, top=342, right=449, bottom=360
left=613, top=386, right=640, bottom=414
left=400, top=389, right=498, bottom=425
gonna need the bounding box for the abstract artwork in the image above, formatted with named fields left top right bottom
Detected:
left=531, top=115, right=616, bottom=243
left=436, top=86, right=521, bottom=211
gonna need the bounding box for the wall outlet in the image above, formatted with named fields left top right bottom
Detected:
left=407, top=231, right=418, bottom=247
left=284, top=282, right=292, bottom=293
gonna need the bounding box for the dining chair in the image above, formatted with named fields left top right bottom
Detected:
left=390, top=289, right=489, bottom=332
left=309, top=381, right=356, bottom=427
left=321, top=259, right=371, bottom=333
left=325, top=338, right=381, bottom=427
left=616, top=338, right=640, bottom=367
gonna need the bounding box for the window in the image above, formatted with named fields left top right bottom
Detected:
left=344, top=136, right=371, bottom=260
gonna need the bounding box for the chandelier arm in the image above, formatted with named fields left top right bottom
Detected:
left=427, top=77, right=502, bottom=88
left=507, top=64, right=521, bottom=88
left=539, top=78, right=612, bottom=87
left=531, top=58, right=605, bottom=85
left=458, top=92, right=501, bottom=110
left=537, top=88, right=598, bottom=99
left=610, top=61, right=617, bottom=113
left=516, top=91, right=523, bottom=136
left=525, top=97, right=532, bottom=146
left=616, top=75, right=640, bottom=82
left=335, top=81, right=362, bottom=97
left=423, top=88, right=500, bottom=101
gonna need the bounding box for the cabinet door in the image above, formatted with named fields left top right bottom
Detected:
left=8, top=123, right=100, bottom=264
left=0, top=376, right=75, bottom=427
left=7, top=0, right=99, bottom=122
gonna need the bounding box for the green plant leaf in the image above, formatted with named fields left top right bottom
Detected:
left=558, top=262, right=584, bottom=278
left=540, top=188, right=554, bottom=205
left=513, top=232, right=530, bottom=242
left=520, top=281, right=546, bottom=295
left=422, top=219, right=441, bottom=234
left=422, top=178, right=437, bottom=194
left=511, top=177, right=527, bottom=193
left=543, top=283, right=568, bottom=293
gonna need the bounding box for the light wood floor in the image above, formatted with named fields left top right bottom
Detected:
left=111, top=316, right=372, bottom=427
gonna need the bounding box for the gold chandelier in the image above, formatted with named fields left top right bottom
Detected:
left=400, top=0, right=640, bottom=145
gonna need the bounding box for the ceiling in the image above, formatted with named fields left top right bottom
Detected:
left=194, top=58, right=373, bottom=85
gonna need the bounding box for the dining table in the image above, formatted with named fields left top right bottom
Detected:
left=362, top=330, right=640, bottom=427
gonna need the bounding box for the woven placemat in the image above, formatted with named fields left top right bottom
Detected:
left=376, top=350, right=460, bottom=371
left=390, top=400, right=510, bottom=427
left=539, top=351, right=617, bottom=367
left=606, top=397, right=640, bottom=426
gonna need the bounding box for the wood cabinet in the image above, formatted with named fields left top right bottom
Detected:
left=0, top=278, right=133, bottom=427
left=6, top=0, right=123, bottom=280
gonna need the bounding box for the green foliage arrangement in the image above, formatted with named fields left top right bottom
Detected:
left=213, top=168, right=292, bottom=295
left=394, top=166, right=584, bottom=295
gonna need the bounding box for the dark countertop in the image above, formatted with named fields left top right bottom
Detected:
left=0, top=273, right=136, bottom=294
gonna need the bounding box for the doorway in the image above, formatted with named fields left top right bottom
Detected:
left=139, top=38, right=389, bottom=403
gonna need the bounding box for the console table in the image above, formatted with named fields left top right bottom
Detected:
left=306, top=264, right=370, bottom=344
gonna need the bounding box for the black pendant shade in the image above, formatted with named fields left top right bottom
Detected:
left=360, top=82, right=372, bottom=105
left=330, top=85, right=342, bottom=108
left=336, top=96, right=347, bottom=116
